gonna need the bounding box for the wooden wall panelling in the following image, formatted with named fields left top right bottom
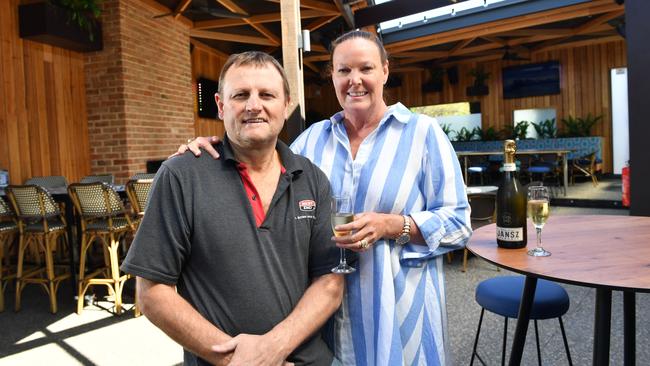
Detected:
left=191, top=41, right=227, bottom=139
left=305, top=40, right=626, bottom=173
left=0, top=0, right=90, bottom=185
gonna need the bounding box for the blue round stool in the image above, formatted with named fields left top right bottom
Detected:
left=470, top=276, right=573, bottom=366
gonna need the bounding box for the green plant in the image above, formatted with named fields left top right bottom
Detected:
left=513, top=121, right=530, bottom=140
left=455, top=127, right=475, bottom=142
left=531, top=118, right=557, bottom=139
left=474, top=126, right=500, bottom=141
left=500, top=121, right=529, bottom=140
left=468, top=66, right=490, bottom=87
left=50, top=0, right=102, bottom=41
left=560, top=114, right=603, bottom=137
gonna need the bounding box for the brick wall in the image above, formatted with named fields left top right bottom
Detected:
left=85, top=0, right=194, bottom=183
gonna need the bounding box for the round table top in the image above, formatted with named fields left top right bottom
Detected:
left=467, top=215, right=650, bottom=293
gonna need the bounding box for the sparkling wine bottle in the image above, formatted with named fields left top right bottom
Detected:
left=496, top=140, right=527, bottom=248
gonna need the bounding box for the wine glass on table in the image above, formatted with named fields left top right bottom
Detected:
left=331, top=195, right=356, bottom=274
left=527, top=185, right=551, bottom=257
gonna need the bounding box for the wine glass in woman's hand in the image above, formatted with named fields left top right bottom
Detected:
left=331, top=195, right=356, bottom=273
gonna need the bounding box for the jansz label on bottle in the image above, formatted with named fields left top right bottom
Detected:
left=496, top=227, right=524, bottom=241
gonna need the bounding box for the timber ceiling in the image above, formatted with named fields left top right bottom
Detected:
left=150, top=0, right=625, bottom=78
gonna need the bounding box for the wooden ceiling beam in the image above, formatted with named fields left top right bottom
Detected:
left=396, top=42, right=506, bottom=66
left=267, top=0, right=339, bottom=12
left=190, top=38, right=230, bottom=58
left=310, top=44, right=328, bottom=53
left=533, top=10, right=624, bottom=51
left=214, top=0, right=249, bottom=16
left=574, top=10, right=623, bottom=34
left=391, top=51, right=449, bottom=59
left=494, top=28, right=573, bottom=37
left=305, top=15, right=340, bottom=31
left=532, top=34, right=623, bottom=54
left=304, top=54, right=331, bottom=62
left=449, top=37, right=476, bottom=55
left=481, top=36, right=507, bottom=46
left=190, top=29, right=276, bottom=45
left=215, top=0, right=281, bottom=45
left=193, top=9, right=334, bottom=29
left=440, top=53, right=503, bottom=68
left=174, top=0, right=192, bottom=20
left=385, top=0, right=623, bottom=54
left=333, top=0, right=355, bottom=28
left=303, top=61, right=320, bottom=73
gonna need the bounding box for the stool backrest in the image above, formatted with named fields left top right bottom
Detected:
left=126, top=179, right=153, bottom=215
left=6, top=185, right=60, bottom=217
left=6, top=185, right=64, bottom=232
left=68, top=182, right=124, bottom=218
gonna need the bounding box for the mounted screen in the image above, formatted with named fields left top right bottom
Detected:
left=196, top=77, right=219, bottom=119
left=502, top=61, right=560, bottom=99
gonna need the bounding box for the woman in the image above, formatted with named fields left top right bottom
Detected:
left=178, top=30, right=471, bottom=365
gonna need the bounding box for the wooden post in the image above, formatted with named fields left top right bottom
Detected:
left=280, top=0, right=305, bottom=143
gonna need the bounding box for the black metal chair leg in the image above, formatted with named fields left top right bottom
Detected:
left=502, top=316, right=508, bottom=366
left=558, top=317, right=573, bottom=366
left=470, top=308, right=485, bottom=366
left=534, top=320, right=542, bottom=366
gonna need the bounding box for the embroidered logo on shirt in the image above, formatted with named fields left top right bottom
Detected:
left=299, top=200, right=316, bottom=211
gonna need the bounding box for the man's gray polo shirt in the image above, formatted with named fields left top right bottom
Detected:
left=121, top=137, right=341, bottom=365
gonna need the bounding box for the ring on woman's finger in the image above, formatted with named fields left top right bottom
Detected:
left=187, top=138, right=193, bottom=144
left=360, top=239, right=369, bottom=249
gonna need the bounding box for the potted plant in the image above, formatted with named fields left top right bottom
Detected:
left=474, top=126, right=500, bottom=141
left=499, top=121, right=529, bottom=140
left=455, top=127, right=476, bottom=142
left=531, top=118, right=558, bottom=139
left=19, top=0, right=103, bottom=52
left=559, top=114, right=603, bottom=137
left=467, top=67, right=490, bottom=96
left=422, top=67, right=445, bottom=93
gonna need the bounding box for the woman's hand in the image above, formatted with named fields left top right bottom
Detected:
left=169, top=136, right=221, bottom=159
left=332, top=212, right=403, bottom=252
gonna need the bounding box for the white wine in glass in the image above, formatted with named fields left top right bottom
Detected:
left=332, top=213, right=353, bottom=237
left=527, top=186, right=551, bottom=257
left=331, top=195, right=356, bottom=273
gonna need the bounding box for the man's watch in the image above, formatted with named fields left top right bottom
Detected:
left=395, top=215, right=411, bottom=245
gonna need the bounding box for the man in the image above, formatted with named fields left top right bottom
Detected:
left=121, top=51, right=344, bottom=366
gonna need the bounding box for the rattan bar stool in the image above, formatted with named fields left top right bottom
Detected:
left=6, top=185, right=71, bottom=313
left=125, top=179, right=153, bottom=230
left=68, top=182, right=135, bottom=315
left=0, top=197, right=19, bottom=312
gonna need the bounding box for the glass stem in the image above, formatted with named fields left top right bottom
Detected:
left=340, top=248, right=347, bottom=265
left=536, top=227, right=543, bottom=249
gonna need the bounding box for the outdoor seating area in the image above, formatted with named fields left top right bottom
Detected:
left=1, top=0, right=649, bottom=365
left=0, top=174, right=153, bottom=317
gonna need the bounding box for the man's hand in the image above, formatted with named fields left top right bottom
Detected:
left=211, top=333, right=293, bottom=366
left=169, top=135, right=221, bottom=159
